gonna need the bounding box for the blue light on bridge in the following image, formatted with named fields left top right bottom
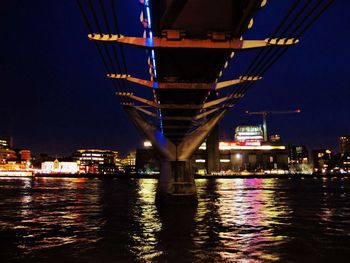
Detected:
left=146, top=6, right=152, bottom=27
left=143, top=0, right=163, bottom=133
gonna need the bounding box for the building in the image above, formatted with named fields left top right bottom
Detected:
left=312, top=149, right=332, bottom=172
left=41, top=159, right=79, bottom=174
left=288, top=145, right=311, bottom=174
left=191, top=125, right=289, bottom=174
left=339, top=135, right=350, bottom=154
left=121, top=151, right=136, bottom=173
left=288, top=145, right=309, bottom=164
left=221, top=142, right=288, bottom=173
left=19, top=150, right=31, bottom=162
left=234, top=125, right=263, bottom=144
left=0, top=148, right=17, bottom=164
left=0, top=137, right=17, bottom=164
left=0, top=137, right=12, bottom=149
left=73, top=149, right=118, bottom=174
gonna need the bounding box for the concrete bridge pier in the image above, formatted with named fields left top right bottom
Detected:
left=125, top=106, right=227, bottom=205
left=156, top=160, right=197, bottom=205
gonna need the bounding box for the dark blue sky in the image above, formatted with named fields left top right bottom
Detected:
left=1, top=1, right=349, bottom=156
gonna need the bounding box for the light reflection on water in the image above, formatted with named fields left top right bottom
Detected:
left=0, top=177, right=349, bottom=262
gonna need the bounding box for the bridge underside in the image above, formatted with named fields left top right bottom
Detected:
left=83, top=0, right=269, bottom=205
left=77, top=0, right=309, bottom=205
left=135, top=0, right=264, bottom=205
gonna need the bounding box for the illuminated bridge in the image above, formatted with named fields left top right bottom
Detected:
left=77, top=0, right=334, bottom=204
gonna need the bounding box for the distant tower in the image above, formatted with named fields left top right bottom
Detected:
left=339, top=135, right=350, bottom=154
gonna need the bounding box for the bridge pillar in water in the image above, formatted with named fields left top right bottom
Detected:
left=125, top=106, right=227, bottom=205
left=156, top=160, right=197, bottom=205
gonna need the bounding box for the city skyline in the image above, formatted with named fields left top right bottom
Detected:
left=1, top=1, right=349, bottom=156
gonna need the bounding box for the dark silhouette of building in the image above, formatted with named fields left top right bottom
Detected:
left=339, top=135, right=350, bottom=154
left=288, top=145, right=309, bottom=164
left=136, top=148, right=160, bottom=174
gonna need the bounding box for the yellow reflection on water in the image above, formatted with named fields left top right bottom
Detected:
left=130, top=179, right=162, bottom=260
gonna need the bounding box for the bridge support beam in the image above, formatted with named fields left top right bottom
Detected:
left=156, top=160, right=197, bottom=206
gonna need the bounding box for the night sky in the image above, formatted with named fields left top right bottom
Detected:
left=1, top=1, right=349, bottom=156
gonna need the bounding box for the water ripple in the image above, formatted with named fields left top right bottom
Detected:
left=0, top=177, right=350, bottom=262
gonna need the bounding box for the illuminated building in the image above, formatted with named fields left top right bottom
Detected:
left=189, top=126, right=288, bottom=174
left=339, top=135, right=350, bottom=154
left=218, top=142, right=288, bottom=172
left=0, top=161, right=31, bottom=172
left=136, top=126, right=289, bottom=175
left=0, top=137, right=12, bottom=149
left=191, top=139, right=289, bottom=174
left=73, top=149, right=118, bottom=174
left=20, top=150, right=31, bottom=162
left=234, top=126, right=264, bottom=144
left=121, top=151, right=136, bottom=173
left=312, top=149, right=332, bottom=172
left=41, top=159, right=79, bottom=174
left=0, top=137, right=15, bottom=163
left=188, top=126, right=290, bottom=174
left=0, top=148, right=17, bottom=164
left=331, top=153, right=350, bottom=173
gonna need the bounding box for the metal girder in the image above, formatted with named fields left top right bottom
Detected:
left=108, top=74, right=154, bottom=88
left=194, top=107, right=221, bottom=120
left=123, top=106, right=227, bottom=161
left=117, top=92, right=239, bottom=110
left=109, top=73, right=261, bottom=91
left=202, top=95, right=241, bottom=109
left=109, top=74, right=213, bottom=90
left=116, top=92, right=158, bottom=108
left=215, top=76, right=262, bottom=90
left=88, top=34, right=299, bottom=49
left=132, top=106, right=157, bottom=118
left=157, top=82, right=212, bottom=89
left=124, top=106, right=176, bottom=160
left=161, top=116, right=193, bottom=121
left=176, top=109, right=228, bottom=160
left=117, top=92, right=201, bottom=109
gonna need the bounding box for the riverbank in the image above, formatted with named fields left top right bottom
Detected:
left=30, top=172, right=349, bottom=180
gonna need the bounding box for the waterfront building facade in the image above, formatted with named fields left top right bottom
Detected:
left=41, top=159, right=79, bottom=174
left=192, top=141, right=288, bottom=174
left=73, top=149, right=118, bottom=174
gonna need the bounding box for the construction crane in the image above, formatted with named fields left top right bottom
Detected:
left=245, top=109, right=301, bottom=142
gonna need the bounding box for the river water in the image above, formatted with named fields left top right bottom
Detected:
left=0, top=177, right=349, bottom=262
